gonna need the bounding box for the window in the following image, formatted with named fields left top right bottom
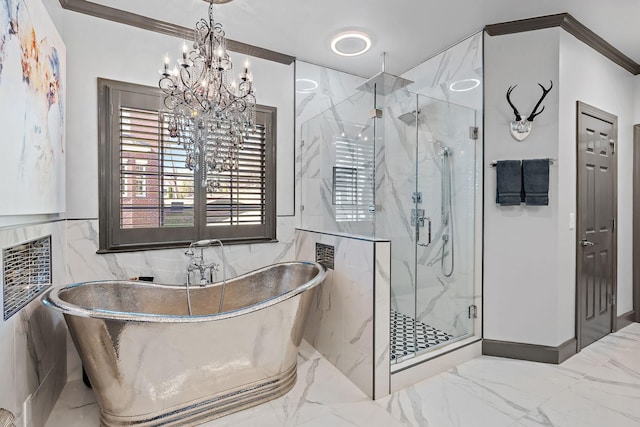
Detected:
left=98, top=79, right=276, bottom=252
left=332, top=135, right=374, bottom=222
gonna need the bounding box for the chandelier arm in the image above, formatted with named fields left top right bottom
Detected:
left=177, top=67, right=191, bottom=95
left=195, top=19, right=210, bottom=41
left=163, top=96, right=175, bottom=110
left=225, top=97, right=247, bottom=114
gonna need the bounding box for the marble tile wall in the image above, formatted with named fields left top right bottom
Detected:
left=401, top=32, right=483, bottom=111
left=66, top=219, right=296, bottom=285
left=297, top=230, right=391, bottom=399
left=299, top=98, right=377, bottom=237
left=375, top=89, right=478, bottom=339
left=375, top=34, right=482, bottom=341
left=295, top=61, right=367, bottom=143
left=0, top=220, right=67, bottom=427
left=295, top=61, right=372, bottom=234
left=373, top=241, right=391, bottom=398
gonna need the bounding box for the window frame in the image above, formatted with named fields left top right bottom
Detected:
left=97, top=78, right=277, bottom=253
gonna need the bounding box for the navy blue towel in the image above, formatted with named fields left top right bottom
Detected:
left=522, top=159, right=549, bottom=206
left=495, top=160, right=522, bottom=206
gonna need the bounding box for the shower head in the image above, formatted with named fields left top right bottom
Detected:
left=357, top=72, right=414, bottom=95
left=397, top=110, right=420, bottom=125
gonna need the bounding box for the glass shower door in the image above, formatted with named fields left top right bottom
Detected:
left=414, top=95, right=477, bottom=354
left=386, top=92, right=477, bottom=366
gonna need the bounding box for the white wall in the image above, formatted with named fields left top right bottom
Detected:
left=60, top=13, right=298, bottom=272
left=484, top=27, right=636, bottom=348
left=41, top=0, right=64, bottom=32
left=558, top=31, right=636, bottom=324
left=484, top=28, right=562, bottom=347
left=63, top=12, right=294, bottom=219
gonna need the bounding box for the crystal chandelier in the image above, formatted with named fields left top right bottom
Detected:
left=159, top=0, right=256, bottom=191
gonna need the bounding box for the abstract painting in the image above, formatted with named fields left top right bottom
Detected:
left=0, top=0, right=65, bottom=215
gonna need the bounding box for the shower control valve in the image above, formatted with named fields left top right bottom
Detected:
left=411, top=209, right=425, bottom=227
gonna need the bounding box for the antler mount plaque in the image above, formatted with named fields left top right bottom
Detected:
left=506, top=81, right=553, bottom=141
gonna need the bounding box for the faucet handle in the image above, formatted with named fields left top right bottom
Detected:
left=212, top=263, right=220, bottom=272
left=185, top=248, right=194, bottom=256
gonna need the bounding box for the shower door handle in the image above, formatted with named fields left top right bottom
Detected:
left=417, top=217, right=432, bottom=247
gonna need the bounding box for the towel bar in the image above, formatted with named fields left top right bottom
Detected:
left=490, top=158, right=556, bottom=167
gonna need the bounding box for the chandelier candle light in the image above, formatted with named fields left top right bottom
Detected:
left=159, top=0, right=256, bottom=191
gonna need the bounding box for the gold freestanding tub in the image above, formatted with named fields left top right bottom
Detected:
left=42, top=261, right=326, bottom=426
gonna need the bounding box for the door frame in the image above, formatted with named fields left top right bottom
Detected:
left=575, top=101, right=618, bottom=352
left=634, top=125, right=640, bottom=323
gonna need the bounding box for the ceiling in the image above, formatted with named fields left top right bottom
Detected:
left=92, top=0, right=640, bottom=77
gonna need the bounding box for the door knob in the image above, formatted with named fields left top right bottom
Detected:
left=579, top=239, right=595, bottom=247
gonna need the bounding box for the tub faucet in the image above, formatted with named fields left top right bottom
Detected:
left=184, top=239, right=228, bottom=314
left=186, top=245, right=220, bottom=285
left=187, top=258, right=219, bottom=285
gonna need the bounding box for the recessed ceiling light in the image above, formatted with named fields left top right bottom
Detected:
left=449, top=78, right=481, bottom=92
left=330, top=31, right=372, bottom=57
left=295, top=78, right=319, bottom=93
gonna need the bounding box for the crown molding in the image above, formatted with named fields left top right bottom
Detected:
left=485, top=13, right=640, bottom=75
left=58, top=0, right=295, bottom=65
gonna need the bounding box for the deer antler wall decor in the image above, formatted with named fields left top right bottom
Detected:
left=506, top=81, right=553, bottom=141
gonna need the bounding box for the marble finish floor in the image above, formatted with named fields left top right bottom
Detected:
left=46, top=323, right=640, bottom=427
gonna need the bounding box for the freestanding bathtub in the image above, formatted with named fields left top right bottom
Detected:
left=41, top=261, right=327, bottom=426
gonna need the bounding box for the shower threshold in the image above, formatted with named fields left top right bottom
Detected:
left=390, top=310, right=455, bottom=364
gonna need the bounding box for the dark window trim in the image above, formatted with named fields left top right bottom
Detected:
left=97, top=78, right=277, bottom=252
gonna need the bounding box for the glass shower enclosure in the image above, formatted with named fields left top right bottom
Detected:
left=300, top=82, right=478, bottom=367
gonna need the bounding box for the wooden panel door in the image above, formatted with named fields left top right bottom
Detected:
left=576, top=102, right=617, bottom=350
